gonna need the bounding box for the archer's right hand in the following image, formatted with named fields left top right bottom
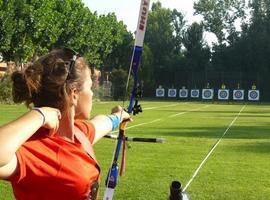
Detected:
left=39, top=107, right=61, bottom=131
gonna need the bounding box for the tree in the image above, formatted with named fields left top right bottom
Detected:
left=110, top=68, right=132, bottom=100
left=0, top=0, right=64, bottom=64
left=104, top=31, right=133, bottom=71
left=172, top=9, right=186, bottom=54
left=144, top=1, right=186, bottom=87
left=194, top=0, right=247, bottom=44
left=140, top=44, right=154, bottom=96
left=182, top=22, right=210, bottom=86
left=0, top=0, right=131, bottom=70
left=0, top=0, right=15, bottom=57
left=145, top=2, right=175, bottom=67
left=94, top=13, right=132, bottom=69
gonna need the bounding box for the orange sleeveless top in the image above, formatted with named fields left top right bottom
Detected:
left=8, top=120, right=100, bottom=200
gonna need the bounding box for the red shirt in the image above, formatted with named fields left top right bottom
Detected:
left=8, top=120, right=100, bottom=200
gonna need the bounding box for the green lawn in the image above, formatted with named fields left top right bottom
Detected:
left=1, top=101, right=270, bottom=200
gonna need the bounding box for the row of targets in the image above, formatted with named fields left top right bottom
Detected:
left=156, top=87, right=260, bottom=101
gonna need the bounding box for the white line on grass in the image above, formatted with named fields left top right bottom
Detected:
left=110, top=104, right=209, bottom=134
left=143, top=102, right=185, bottom=110
left=183, top=104, right=246, bottom=192
left=168, top=105, right=209, bottom=118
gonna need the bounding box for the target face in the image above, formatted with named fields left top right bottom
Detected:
left=179, top=89, right=188, bottom=98
left=235, top=91, right=243, bottom=98
left=156, top=88, right=165, bottom=97
left=248, top=90, right=259, bottom=101
left=202, top=89, right=213, bottom=99
left=190, top=90, right=199, bottom=98
left=220, top=91, right=228, bottom=98
left=204, top=90, right=211, bottom=98
left=168, top=89, right=177, bottom=97
left=218, top=89, right=229, bottom=100
left=233, top=90, right=244, bottom=100
left=250, top=91, right=258, bottom=98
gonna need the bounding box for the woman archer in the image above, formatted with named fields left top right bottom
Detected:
left=0, top=48, right=130, bottom=200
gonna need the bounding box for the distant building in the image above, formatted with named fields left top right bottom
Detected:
left=92, top=68, right=101, bottom=88
left=0, top=62, right=16, bottom=77
left=0, top=63, right=7, bottom=77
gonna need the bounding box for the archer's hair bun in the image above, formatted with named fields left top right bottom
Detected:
left=11, top=71, right=31, bottom=103
left=52, top=59, right=69, bottom=80
left=10, top=48, right=89, bottom=110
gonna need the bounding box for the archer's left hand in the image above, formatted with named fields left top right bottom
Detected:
left=111, top=106, right=132, bottom=123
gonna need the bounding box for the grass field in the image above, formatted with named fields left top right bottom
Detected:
left=1, top=101, right=270, bottom=200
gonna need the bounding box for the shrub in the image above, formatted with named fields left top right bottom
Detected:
left=0, top=74, right=13, bottom=104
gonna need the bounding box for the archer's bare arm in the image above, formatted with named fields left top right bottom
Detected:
left=90, top=106, right=130, bottom=144
left=0, top=108, right=60, bottom=179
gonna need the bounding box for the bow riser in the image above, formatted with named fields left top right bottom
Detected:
left=128, top=46, right=143, bottom=114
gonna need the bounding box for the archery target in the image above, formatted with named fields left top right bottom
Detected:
left=156, top=88, right=165, bottom=97
left=218, top=89, right=229, bottom=100
left=233, top=90, right=244, bottom=100
left=179, top=89, right=188, bottom=98
left=202, top=89, right=214, bottom=100
left=248, top=90, right=260, bottom=101
left=190, top=89, right=200, bottom=98
left=168, top=89, right=177, bottom=97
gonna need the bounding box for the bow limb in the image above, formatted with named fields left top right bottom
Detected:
left=103, top=1, right=151, bottom=200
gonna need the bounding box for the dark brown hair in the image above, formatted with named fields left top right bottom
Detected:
left=11, top=48, right=90, bottom=111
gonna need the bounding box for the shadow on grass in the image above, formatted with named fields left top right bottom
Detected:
left=232, top=141, right=270, bottom=154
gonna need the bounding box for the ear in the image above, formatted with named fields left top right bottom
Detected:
left=70, top=87, right=79, bottom=106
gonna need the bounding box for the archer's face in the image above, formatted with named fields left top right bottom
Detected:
left=75, top=68, right=93, bottom=119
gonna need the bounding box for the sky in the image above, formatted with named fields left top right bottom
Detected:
left=82, top=0, right=201, bottom=31
left=82, top=0, right=217, bottom=44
